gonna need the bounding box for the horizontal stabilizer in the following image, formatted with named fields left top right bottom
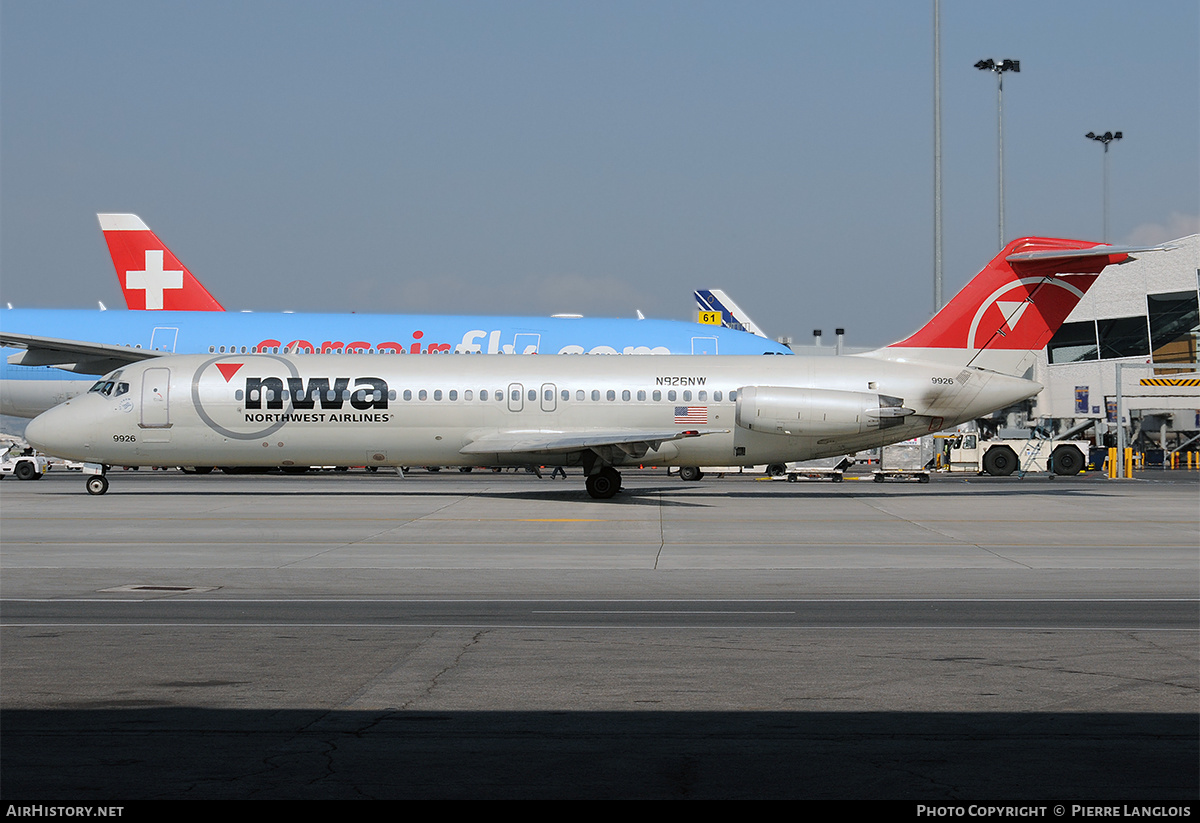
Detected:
left=1006, top=242, right=1176, bottom=263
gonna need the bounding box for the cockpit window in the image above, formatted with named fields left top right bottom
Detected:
left=114, top=382, right=130, bottom=397
left=88, top=381, right=106, bottom=393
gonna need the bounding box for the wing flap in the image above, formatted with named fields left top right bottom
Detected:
left=460, top=428, right=726, bottom=456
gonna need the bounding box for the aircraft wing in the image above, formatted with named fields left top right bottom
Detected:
left=0, top=332, right=164, bottom=375
left=460, top=427, right=727, bottom=458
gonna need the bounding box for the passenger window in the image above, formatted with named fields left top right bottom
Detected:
left=606, top=390, right=615, bottom=401
left=729, top=390, right=737, bottom=401
left=668, top=390, right=677, bottom=401
left=576, top=390, right=585, bottom=401
left=653, top=390, right=661, bottom=401
left=714, top=391, right=722, bottom=402
left=480, top=390, right=488, bottom=401
left=434, top=390, right=443, bottom=401
left=560, top=390, right=569, bottom=401
left=698, top=391, right=707, bottom=401
left=419, top=390, right=427, bottom=400
left=683, top=391, right=692, bottom=402
left=403, top=390, right=412, bottom=401
left=591, top=390, right=600, bottom=401
left=621, top=390, right=631, bottom=401
left=637, top=390, right=646, bottom=401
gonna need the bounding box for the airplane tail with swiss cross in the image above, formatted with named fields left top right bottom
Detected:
left=868, top=236, right=1172, bottom=377
left=98, top=214, right=225, bottom=311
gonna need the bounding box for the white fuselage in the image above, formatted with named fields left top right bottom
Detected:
left=26, top=352, right=1040, bottom=471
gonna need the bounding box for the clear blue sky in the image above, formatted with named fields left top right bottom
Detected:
left=2, top=0, right=1196, bottom=346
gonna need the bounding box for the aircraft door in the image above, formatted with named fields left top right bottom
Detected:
left=140, top=367, right=171, bottom=428
left=540, top=383, right=556, bottom=412
left=514, top=333, right=540, bottom=354
left=150, top=327, right=179, bottom=352
left=691, top=336, right=718, bottom=355
left=507, top=383, right=524, bottom=412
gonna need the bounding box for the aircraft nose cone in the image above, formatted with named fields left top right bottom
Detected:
left=23, top=412, right=52, bottom=452
left=24, top=404, right=75, bottom=458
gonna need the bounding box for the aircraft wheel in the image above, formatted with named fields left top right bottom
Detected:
left=1050, top=445, right=1084, bottom=476
left=586, top=468, right=621, bottom=499
left=14, top=462, right=36, bottom=481
left=678, top=466, right=703, bottom=482
left=459, top=467, right=473, bottom=473
left=86, top=475, right=109, bottom=496
left=767, top=463, right=787, bottom=477
left=982, top=446, right=1018, bottom=477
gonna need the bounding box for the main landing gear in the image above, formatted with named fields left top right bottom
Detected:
left=585, top=467, right=622, bottom=500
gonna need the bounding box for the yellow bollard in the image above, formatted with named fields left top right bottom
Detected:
left=1107, top=447, right=1117, bottom=478
left=1125, top=447, right=1134, bottom=477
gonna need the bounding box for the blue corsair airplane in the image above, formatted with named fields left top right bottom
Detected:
left=0, top=214, right=790, bottom=418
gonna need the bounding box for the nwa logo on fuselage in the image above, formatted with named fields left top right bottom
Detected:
left=244, top=377, right=389, bottom=411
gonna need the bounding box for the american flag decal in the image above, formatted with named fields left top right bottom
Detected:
left=674, top=406, right=708, bottom=424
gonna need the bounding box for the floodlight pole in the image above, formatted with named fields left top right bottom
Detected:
left=1086, top=131, right=1122, bottom=242
left=975, top=58, right=1020, bottom=251
left=933, top=0, right=943, bottom=313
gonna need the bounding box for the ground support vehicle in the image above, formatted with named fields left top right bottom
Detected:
left=943, top=433, right=1089, bottom=477
left=872, top=438, right=932, bottom=483
left=770, top=456, right=850, bottom=482
left=0, top=449, right=51, bottom=481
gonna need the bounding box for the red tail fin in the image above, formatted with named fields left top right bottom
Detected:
left=879, top=237, right=1136, bottom=374
left=98, top=214, right=225, bottom=311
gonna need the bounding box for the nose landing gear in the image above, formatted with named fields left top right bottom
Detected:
left=85, top=474, right=109, bottom=495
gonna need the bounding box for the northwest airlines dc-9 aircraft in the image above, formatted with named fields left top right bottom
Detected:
left=0, top=215, right=789, bottom=418
left=20, top=237, right=1171, bottom=498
